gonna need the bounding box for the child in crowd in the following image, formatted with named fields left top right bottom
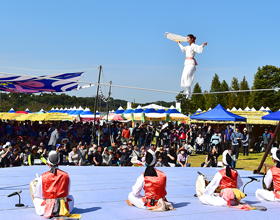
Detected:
left=155, top=156, right=164, bottom=167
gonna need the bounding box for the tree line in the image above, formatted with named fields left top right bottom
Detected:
left=176, top=65, right=280, bottom=114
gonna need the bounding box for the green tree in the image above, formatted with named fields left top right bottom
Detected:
left=205, top=73, right=221, bottom=109
left=228, top=77, right=240, bottom=109
left=220, top=80, right=230, bottom=108
left=252, top=65, right=280, bottom=111
left=191, top=83, right=205, bottom=112
left=176, top=91, right=193, bottom=115
left=239, top=76, right=251, bottom=109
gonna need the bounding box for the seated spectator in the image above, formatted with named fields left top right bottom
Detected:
left=70, top=138, right=78, bottom=150
left=0, top=142, right=12, bottom=167
left=20, top=145, right=30, bottom=166
left=118, top=145, right=132, bottom=166
left=93, top=146, right=103, bottom=166
left=68, top=145, right=82, bottom=166
left=88, top=143, right=97, bottom=164
left=10, top=148, right=21, bottom=167
left=38, top=144, right=48, bottom=159
left=163, top=147, right=176, bottom=167
left=102, top=147, right=113, bottom=166
left=56, top=144, right=68, bottom=165
left=204, top=147, right=219, bottom=167
left=195, top=133, right=204, bottom=152
left=130, top=145, right=141, bottom=159
left=155, top=156, right=164, bottom=167
left=177, top=147, right=191, bottom=167
left=28, top=145, right=47, bottom=165
left=78, top=143, right=89, bottom=166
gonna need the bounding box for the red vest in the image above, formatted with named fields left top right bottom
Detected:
left=219, top=168, right=238, bottom=189
left=271, top=165, right=280, bottom=191
left=42, top=169, right=70, bottom=199
left=142, top=169, right=167, bottom=207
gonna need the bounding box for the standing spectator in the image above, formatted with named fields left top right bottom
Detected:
left=195, top=133, right=204, bottom=152
left=76, top=125, right=84, bottom=141
left=160, top=126, right=170, bottom=147
left=154, top=125, right=161, bottom=148
left=187, top=128, right=195, bottom=147
left=102, top=147, right=113, bottom=166
left=122, top=125, right=131, bottom=142
left=0, top=143, right=12, bottom=167
left=144, top=126, right=154, bottom=148
left=6, top=122, right=14, bottom=137
left=231, top=127, right=242, bottom=168
left=269, top=128, right=274, bottom=148
left=242, top=128, right=250, bottom=156
left=263, top=128, right=271, bottom=151
left=177, top=147, right=191, bottom=167
left=48, top=127, right=59, bottom=151
left=93, top=146, right=103, bottom=166
left=138, top=124, right=147, bottom=148
left=224, top=125, right=232, bottom=150
left=9, top=148, right=21, bottom=167
left=171, top=129, right=179, bottom=149
left=179, top=126, right=186, bottom=147
left=205, top=126, right=213, bottom=152
left=210, top=130, right=221, bottom=152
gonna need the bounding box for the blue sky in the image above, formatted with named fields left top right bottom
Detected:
left=0, top=0, right=279, bottom=104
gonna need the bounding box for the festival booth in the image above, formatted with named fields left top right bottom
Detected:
left=142, top=108, right=165, bottom=122
left=115, top=106, right=125, bottom=115
left=80, top=108, right=99, bottom=122
left=165, top=106, right=189, bottom=122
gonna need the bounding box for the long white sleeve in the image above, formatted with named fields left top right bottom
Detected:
left=236, top=173, right=243, bottom=189
left=178, top=43, right=186, bottom=53
left=264, top=169, right=273, bottom=188
left=203, top=172, right=222, bottom=195
left=34, top=176, right=44, bottom=199
left=192, top=44, right=204, bottom=53
left=132, top=174, right=144, bottom=197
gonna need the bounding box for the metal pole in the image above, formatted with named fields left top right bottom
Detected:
left=106, top=81, right=112, bottom=124
left=92, top=65, right=102, bottom=145
left=254, top=120, right=280, bottom=174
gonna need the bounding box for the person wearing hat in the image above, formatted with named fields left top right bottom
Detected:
left=28, top=145, right=47, bottom=166
left=33, top=151, right=76, bottom=218
left=242, top=128, right=250, bottom=156
left=199, top=150, right=244, bottom=207
left=0, top=142, right=12, bottom=168
left=9, top=148, right=21, bottom=167
left=177, top=147, right=191, bottom=167
left=256, top=148, right=280, bottom=202
left=20, top=145, right=30, bottom=166
left=127, top=149, right=174, bottom=211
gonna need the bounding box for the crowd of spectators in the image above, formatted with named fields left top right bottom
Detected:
left=0, top=119, right=273, bottom=169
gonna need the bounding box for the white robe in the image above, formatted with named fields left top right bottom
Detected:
left=128, top=174, right=146, bottom=209
left=179, top=43, right=204, bottom=95
left=33, top=175, right=74, bottom=216
left=199, top=168, right=243, bottom=206
left=255, top=169, right=280, bottom=202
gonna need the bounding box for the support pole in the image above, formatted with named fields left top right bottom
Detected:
left=254, top=120, right=280, bottom=174
left=106, top=81, right=112, bottom=124
left=91, top=65, right=102, bottom=145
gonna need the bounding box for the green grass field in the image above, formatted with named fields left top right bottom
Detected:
left=188, top=152, right=275, bottom=172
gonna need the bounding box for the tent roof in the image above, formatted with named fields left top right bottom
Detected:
left=262, top=111, right=280, bottom=121
left=166, top=106, right=180, bottom=114
left=142, top=103, right=168, bottom=109
left=115, top=106, right=125, bottom=114
left=190, top=104, right=247, bottom=122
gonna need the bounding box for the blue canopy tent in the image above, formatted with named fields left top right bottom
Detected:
left=262, top=111, right=280, bottom=121
left=190, top=104, right=247, bottom=122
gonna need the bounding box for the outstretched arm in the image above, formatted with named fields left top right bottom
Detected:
left=176, top=41, right=186, bottom=53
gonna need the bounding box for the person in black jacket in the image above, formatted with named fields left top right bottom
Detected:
left=139, top=124, right=147, bottom=148
left=10, top=148, right=21, bottom=167
left=144, top=126, right=154, bottom=148
left=132, top=123, right=141, bottom=146
left=118, top=145, right=132, bottom=166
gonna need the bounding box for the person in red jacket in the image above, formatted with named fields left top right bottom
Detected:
left=126, top=149, right=174, bottom=211
left=122, top=125, right=131, bottom=142
left=33, top=151, right=74, bottom=217
left=256, top=148, right=280, bottom=202
left=198, top=150, right=243, bottom=206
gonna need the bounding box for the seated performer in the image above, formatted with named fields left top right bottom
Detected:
left=199, top=150, right=246, bottom=208
left=127, top=149, right=174, bottom=211
left=256, top=148, right=280, bottom=202
left=33, top=151, right=77, bottom=218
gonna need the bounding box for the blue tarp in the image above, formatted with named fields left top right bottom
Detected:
left=262, top=111, right=280, bottom=121
left=190, top=104, right=247, bottom=122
